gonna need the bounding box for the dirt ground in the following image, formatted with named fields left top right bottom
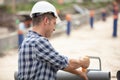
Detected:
left=0, top=14, right=120, bottom=80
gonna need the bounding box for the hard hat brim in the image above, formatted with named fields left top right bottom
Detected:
left=30, top=12, right=61, bottom=24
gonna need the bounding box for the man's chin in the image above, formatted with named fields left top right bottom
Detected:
left=46, top=35, right=51, bottom=38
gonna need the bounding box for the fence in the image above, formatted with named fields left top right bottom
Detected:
left=0, top=8, right=112, bottom=53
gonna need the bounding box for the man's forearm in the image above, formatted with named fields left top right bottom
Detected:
left=62, top=57, right=89, bottom=80
left=63, top=56, right=90, bottom=71
left=67, top=58, right=82, bottom=70
left=63, top=56, right=90, bottom=72
left=63, top=68, right=80, bottom=75
left=63, top=58, right=82, bottom=71
left=63, top=67, right=88, bottom=80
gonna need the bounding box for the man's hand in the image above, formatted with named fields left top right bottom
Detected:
left=77, top=68, right=88, bottom=80
left=63, top=56, right=90, bottom=80
left=64, top=68, right=88, bottom=80
left=79, top=56, right=90, bottom=68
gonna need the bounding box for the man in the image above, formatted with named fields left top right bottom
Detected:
left=17, top=1, right=90, bottom=80
left=112, top=1, right=119, bottom=37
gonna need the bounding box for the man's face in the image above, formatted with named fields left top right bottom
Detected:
left=45, top=18, right=56, bottom=38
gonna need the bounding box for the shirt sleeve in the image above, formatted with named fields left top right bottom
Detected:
left=34, top=38, right=68, bottom=70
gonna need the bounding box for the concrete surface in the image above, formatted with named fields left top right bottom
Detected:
left=0, top=14, right=120, bottom=80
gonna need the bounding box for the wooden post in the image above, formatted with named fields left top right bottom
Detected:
left=12, top=0, right=16, bottom=13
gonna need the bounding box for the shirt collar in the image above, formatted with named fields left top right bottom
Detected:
left=28, top=30, right=49, bottom=41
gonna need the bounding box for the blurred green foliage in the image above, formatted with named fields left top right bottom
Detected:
left=16, top=2, right=35, bottom=11
left=80, top=1, right=112, bottom=9
left=0, top=5, right=12, bottom=13
left=0, top=1, right=112, bottom=13
left=16, top=1, right=113, bottom=11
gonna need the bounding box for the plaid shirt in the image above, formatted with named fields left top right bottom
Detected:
left=18, top=30, right=68, bottom=80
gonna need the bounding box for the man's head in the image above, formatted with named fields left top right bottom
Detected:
left=30, top=1, right=60, bottom=24
left=30, top=1, right=59, bottom=38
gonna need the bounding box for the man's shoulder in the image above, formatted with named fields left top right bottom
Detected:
left=26, top=35, right=48, bottom=45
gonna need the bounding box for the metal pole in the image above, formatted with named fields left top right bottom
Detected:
left=57, top=70, right=111, bottom=80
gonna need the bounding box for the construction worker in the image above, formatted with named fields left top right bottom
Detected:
left=66, top=14, right=71, bottom=36
left=17, top=1, right=90, bottom=80
left=112, top=1, right=119, bottom=37
left=18, top=20, right=26, bottom=47
left=101, top=9, right=107, bottom=21
left=89, top=9, right=95, bottom=28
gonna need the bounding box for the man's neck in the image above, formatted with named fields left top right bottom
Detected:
left=32, top=25, right=45, bottom=37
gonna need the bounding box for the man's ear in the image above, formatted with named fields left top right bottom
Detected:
left=44, top=17, right=49, bottom=25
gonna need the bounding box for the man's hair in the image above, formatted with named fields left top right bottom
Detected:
left=32, top=12, right=56, bottom=26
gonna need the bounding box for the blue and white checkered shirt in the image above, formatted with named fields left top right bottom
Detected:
left=18, top=30, right=68, bottom=80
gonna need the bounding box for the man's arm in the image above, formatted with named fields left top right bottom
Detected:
left=63, top=56, right=90, bottom=80
left=64, top=68, right=88, bottom=80
left=64, top=56, right=90, bottom=70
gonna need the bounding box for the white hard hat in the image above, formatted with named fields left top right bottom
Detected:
left=30, top=1, right=61, bottom=24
